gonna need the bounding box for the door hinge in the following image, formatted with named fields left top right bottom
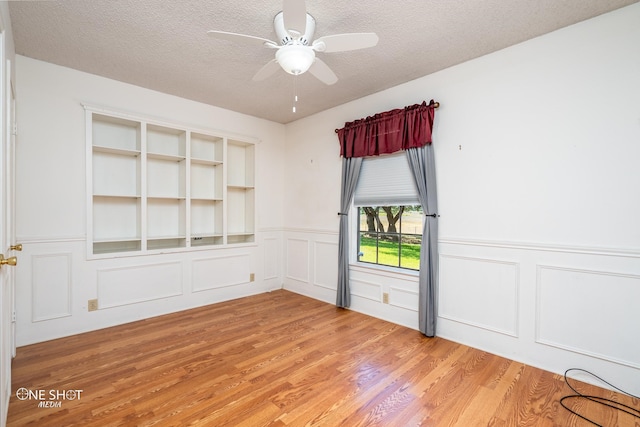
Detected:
left=11, top=122, right=17, bottom=136
left=11, top=311, right=16, bottom=323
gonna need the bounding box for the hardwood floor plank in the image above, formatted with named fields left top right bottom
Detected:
left=7, top=290, right=638, bottom=426
left=455, top=359, right=524, bottom=426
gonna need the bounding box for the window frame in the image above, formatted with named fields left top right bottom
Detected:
left=349, top=204, right=421, bottom=276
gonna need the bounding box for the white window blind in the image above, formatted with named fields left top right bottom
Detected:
left=354, top=151, right=419, bottom=206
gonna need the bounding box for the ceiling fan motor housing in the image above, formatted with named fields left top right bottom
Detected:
left=274, top=11, right=316, bottom=46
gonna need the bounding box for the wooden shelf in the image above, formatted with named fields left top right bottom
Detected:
left=227, top=185, right=255, bottom=190
left=93, top=194, right=141, bottom=199
left=93, top=241, right=142, bottom=254
left=93, top=236, right=142, bottom=244
left=147, top=152, right=186, bottom=162
left=190, top=157, right=222, bottom=166
left=93, top=145, right=141, bottom=157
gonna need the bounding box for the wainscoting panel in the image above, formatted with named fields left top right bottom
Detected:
left=97, top=262, right=183, bottom=308
left=536, top=265, right=640, bottom=368
left=314, top=240, right=338, bottom=290
left=439, top=254, right=519, bottom=337
left=350, top=278, right=382, bottom=302
left=389, top=286, right=419, bottom=311
left=192, top=254, right=251, bottom=292
left=263, top=237, right=279, bottom=280
left=32, top=253, right=72, bottom=322
left=286, top=238, right=309, bottom=283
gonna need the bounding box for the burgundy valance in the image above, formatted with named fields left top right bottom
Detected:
left=337, top=100, right=437, bottom=158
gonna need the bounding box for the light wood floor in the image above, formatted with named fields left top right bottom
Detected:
left=7, top=290, right=638, bottom=426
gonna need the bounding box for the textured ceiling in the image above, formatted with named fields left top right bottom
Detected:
left=8, top=0, right=639, bottom=124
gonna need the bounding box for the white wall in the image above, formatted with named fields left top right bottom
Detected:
left=282, top=4, right=640, bottom=393
left=14, top=56, right=286, bottom=345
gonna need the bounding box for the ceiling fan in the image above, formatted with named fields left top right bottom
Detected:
left=207, top=0, right=379, bottom=85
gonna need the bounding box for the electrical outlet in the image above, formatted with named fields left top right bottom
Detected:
left=88, top=299, right=98, bottom=312
left=250, top=273, right=255, bottom=282
left=382, top=293, right=389, bottom=304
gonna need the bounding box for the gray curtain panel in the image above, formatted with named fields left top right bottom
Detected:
left=336, top=156, right=363, bottom=308
left=406, top=146, right=439, bottom=337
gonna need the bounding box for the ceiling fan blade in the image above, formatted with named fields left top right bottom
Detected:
left=312, top=33, right=379, bottom=53
left=282, top=0, right=307, bottom=35
left=252, top=59, right=281, bottom=81
left=207, top=30, right=278, bottom=48
left=308, top=58, right=338, bottom=85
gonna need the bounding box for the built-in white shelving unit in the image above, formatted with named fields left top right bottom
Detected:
left=227, top=140, right=255, bottom=244
left=190, top=132, right=224, bottom=247
left=86, top=107, right=256, bottom=257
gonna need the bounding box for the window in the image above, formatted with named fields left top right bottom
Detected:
left=357, top=205, right=423, bottom=270
left=353, top=152, right=422, bottom=271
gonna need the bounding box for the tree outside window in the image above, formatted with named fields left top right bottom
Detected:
left=357, top=205, right=423, bottom=270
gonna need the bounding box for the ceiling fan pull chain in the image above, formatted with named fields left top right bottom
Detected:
left=292, top=75, right=298, bottom=113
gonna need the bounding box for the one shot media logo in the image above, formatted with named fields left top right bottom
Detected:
left=15, top=388, right=83, bottom=408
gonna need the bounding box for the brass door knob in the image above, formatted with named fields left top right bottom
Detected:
left=0, top=255, right=17, bottom=266
left=10, top=244, right=22, bottom=251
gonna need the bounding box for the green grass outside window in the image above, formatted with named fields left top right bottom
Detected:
left=359, top=236, right=421, bottom=270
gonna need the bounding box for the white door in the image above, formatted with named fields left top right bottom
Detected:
left=0, top=44, right=17, bottom=423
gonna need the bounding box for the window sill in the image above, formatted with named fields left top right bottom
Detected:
left=349, top=262, right=420, bottom=281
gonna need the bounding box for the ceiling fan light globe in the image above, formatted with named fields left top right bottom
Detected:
left=276, top=45, right=315, bottom=75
